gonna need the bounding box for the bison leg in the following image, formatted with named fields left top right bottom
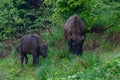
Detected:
left=35, top=56, right=39, bottom=66
left=80, top=42, right=84, bottom=56
left=32, top=54, right=36, bottom=65
left=20, top=53, right=24, bottom=67
left=68, top=38, right=73, bottom=53
left=33, top=53, right=39, bottom=66
left=24, top=53, right=28, bottom=64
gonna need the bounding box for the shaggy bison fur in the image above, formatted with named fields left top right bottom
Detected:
left=64, top=15, right=86, bottom=55
left=18, top=34, right=48, bottom=66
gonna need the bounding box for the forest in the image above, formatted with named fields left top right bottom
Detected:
left=0, top=0, right=120, bottom=80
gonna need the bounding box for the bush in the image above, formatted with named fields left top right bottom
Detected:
left=0, top=0, right=53, bottom=40
left=45, top=0, right=120, bottom=32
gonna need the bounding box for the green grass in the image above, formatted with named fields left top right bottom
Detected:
left=0, top=28, right=120, bottom=80
left=0, top=46, right=120, bottom=80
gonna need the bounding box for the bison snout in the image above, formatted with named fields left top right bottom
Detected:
left=42, top=53, right=47, bottom=58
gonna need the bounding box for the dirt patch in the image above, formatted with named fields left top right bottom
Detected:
left=84, top=39, right=100, bottom=51
left=106, top=33, right=120, bottom=45
left=84, top=33, right=120, bottom=51
left=89, top=25, right=106, bottom=34
left=0, top=39, right=19, bottom=59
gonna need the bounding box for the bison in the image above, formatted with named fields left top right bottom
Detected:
left=64, top=15, right=86, bottom=55
left=18, top=34, right=48, bottom=66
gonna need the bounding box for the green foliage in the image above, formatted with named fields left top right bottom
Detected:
left=1, top=0, right=120, bottom=40
left=0, top=0, right=53, bottom=40
left=1, top=46, right=120, bottom=80
left=101, top=55, right=120, bottom=78
left=13, top=0, right=53, bottom=35
left=0, top=0, right=19, bottom=40
left=45, top=0, right=120, bottom=32
left=54, top=0, right=87, bottom=19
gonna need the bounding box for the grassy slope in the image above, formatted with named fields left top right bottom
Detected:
left=0, top=27, right=120, bottom=80
left=0, top=47, right=119, bottom=80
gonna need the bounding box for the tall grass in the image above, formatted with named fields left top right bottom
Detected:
left=0, top=44, right=119, bottom=80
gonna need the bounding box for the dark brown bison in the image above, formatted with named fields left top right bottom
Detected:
left=64, top=15, right=86, bottom=55
left=18, top=34, right=48, bottom=66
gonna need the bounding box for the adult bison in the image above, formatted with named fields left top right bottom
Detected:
left=64, top=15, right=86, bottom=55
left=18, top=34, right=48, bottom=66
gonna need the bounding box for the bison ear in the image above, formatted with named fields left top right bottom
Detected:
left=44, top=43, right=48, bottom=48
left=40, top=43, right=48, bottom=48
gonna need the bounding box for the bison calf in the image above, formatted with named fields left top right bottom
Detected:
left=18, top=34, right=48, bottom=66
left=64, top=15, right=86, bottom=55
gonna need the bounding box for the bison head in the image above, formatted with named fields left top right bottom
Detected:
left=39, top=43, right=48, bottom=58
left=72, top=35, right=85, bottom=55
